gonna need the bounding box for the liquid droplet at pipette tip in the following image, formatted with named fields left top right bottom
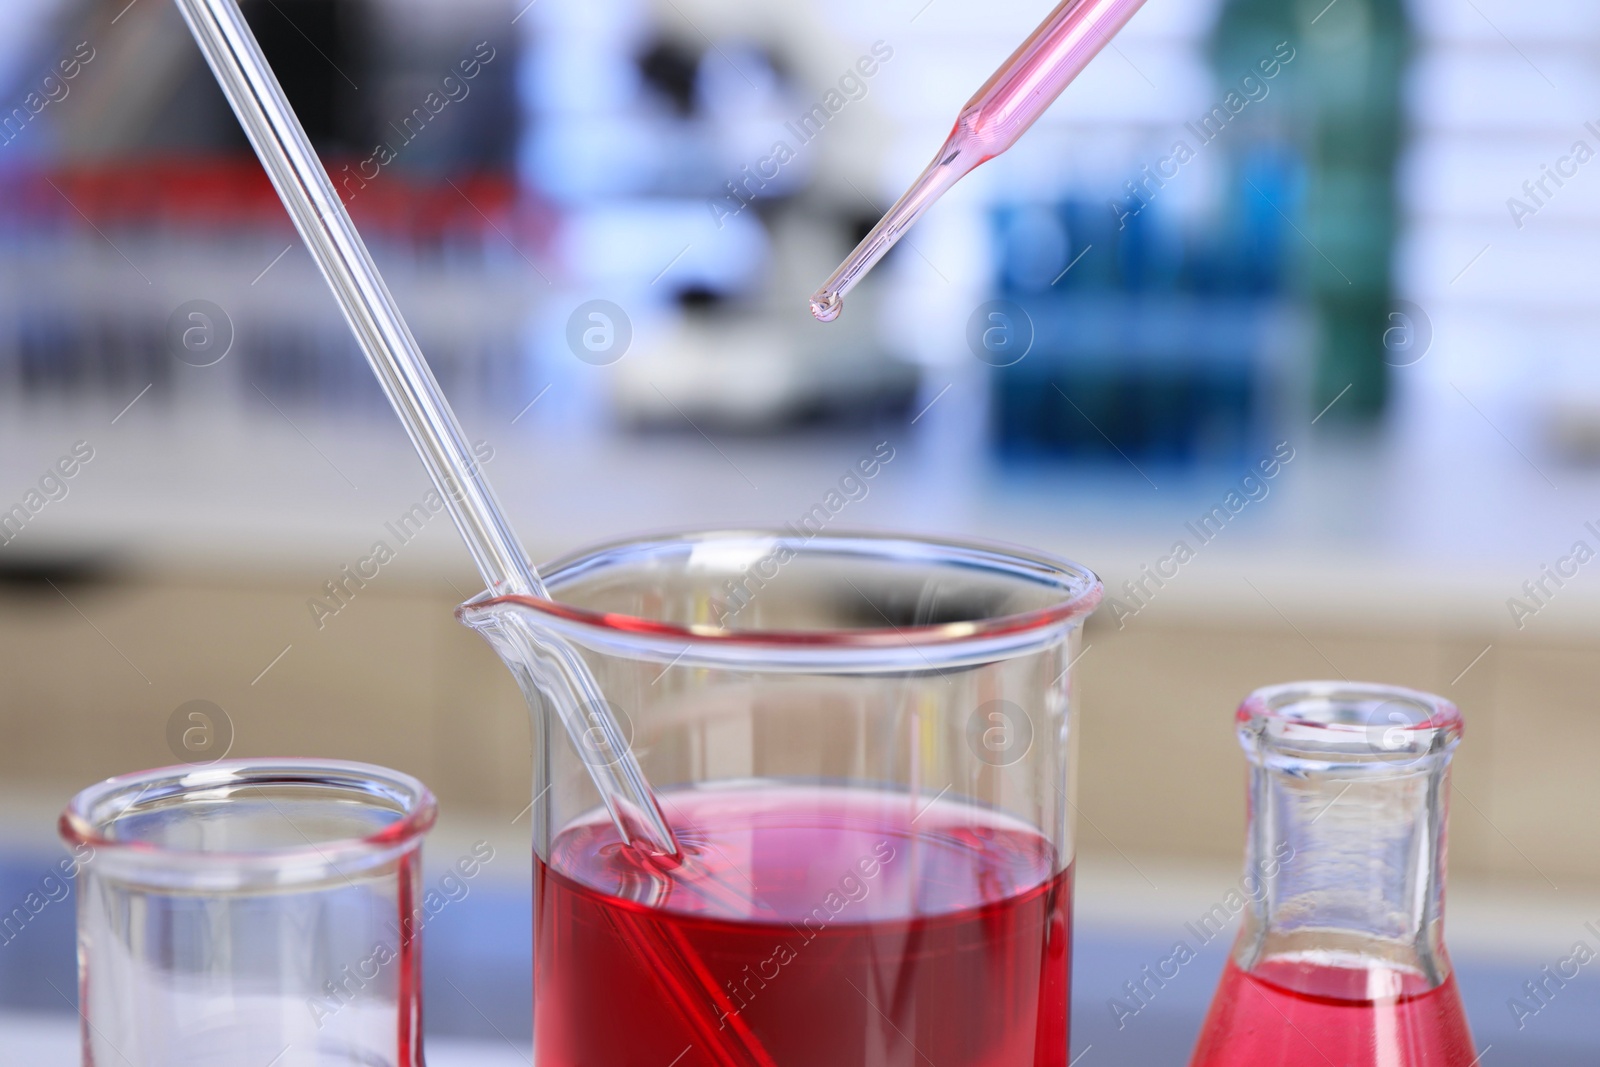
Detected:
left=809, top=290, right=843, bottom=322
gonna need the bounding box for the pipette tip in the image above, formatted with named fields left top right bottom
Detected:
left=809, top=290, right=843, bottom=323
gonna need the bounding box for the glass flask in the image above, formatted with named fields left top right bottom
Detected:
left=459, top=529, right=1101, bottom=1067
left=1189, top=681, right=1478, bottom=1066
left=59, top=759, right=437, bottom=1067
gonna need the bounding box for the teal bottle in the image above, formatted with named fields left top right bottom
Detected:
left=1210, top=0, right=1411, bottom=422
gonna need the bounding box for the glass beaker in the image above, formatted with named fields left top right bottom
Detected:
left=59, top=759, right=437, bottom=1067
left=1189, top=681, right=1477, bottom=1066
left=459, top=529, right=1101, bottom=1067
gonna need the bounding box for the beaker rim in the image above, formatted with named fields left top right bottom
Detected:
left=458, top=527, right=1101, bottom=668
left=59, top=758, right=438, bottom=891
left=1237, top=680, right=1464, bottom=765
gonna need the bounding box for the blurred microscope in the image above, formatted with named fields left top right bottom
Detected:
left=517, top=0, right=919, bottom=432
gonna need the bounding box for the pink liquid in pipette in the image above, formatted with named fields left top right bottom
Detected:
left=534, top=784, right=1071, bottom=1067
left=811, top=0, right=1149, bottom=320
left=956, top=0, right=1151, bottom=161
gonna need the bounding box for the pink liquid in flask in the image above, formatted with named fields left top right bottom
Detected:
left=1190, top=959, right=1476, bottom=1067
left=534, top=784, right=1071, bottom=1067
left=1190, top=682, right=1481, bottom=1067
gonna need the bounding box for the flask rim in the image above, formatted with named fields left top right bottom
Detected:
left=1237, top=680, right=1463, bottom=766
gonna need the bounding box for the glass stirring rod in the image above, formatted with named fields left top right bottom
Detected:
left=809, top=0, right=1149, bottom=321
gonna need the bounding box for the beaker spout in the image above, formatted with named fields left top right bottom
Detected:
left=459, top=593, right=681, bottom=861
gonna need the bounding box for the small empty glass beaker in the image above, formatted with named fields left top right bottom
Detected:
left=1189, top=681, right=1477, bottom=1066
left=59, top=759, right=437, bottom=1067
left=460, top=528, right=1101, bottom=1067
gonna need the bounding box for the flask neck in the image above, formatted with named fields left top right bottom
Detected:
left=1233, top=683, right=1462, bottom=998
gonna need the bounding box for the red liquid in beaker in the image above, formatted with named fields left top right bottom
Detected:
left=534, top=785, right=1070, bottom=1067
left=1190, top=958, right=1477, bottom=1067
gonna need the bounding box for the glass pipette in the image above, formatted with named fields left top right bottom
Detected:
left=809, top=0, right=1149, bottom=321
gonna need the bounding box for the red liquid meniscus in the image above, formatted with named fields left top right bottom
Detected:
left=535, top=785, right=1070, bottom=1067
left=1190, top=958, right=1478, bottom=1067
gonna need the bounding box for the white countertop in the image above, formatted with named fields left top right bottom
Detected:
left=3, top=371, right=1597, bottom=641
